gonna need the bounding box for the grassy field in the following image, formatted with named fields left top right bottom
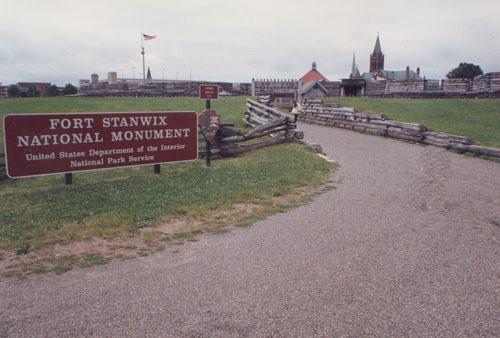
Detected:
left=0, top=143, right=330, bottom=249
left=0, top=97, right=333, bottom=277
left=325, top=98, right=500, bottom=148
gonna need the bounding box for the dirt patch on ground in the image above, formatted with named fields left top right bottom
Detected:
left=0, top=190, right=325, bottom=281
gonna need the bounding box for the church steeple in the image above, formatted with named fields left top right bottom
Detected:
left=373, top=34, right=383, bottom=55
left=351, top=52, right=361, bottom=78
left=369, top=34, right=385, bottom=73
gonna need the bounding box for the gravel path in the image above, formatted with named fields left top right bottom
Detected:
left=1, top=123, right=499, bottom=337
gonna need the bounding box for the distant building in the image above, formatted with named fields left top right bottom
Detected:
left=252, top=62, right=340, bottom=107
left=300, top=62, right=328, bottom=82
left=16, top=82, right=51, bottom=97
left=369, top=35, right=384, bottom=73
left=79, top=35, right=500, bottom=101
left=79, top=71, right=251, bottom=97
left=298, top=62, right=330, bottom=100
left=0, top=83, right=8, bottom=98
left=341, top=35, right=428, bottom=97
left=299, top=80, right=329, bottom=100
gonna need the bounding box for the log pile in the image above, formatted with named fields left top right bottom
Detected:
left=299, top=99, right=500, bottom=159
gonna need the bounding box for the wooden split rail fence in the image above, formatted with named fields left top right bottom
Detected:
left=200, top=99, right=303, bottom=158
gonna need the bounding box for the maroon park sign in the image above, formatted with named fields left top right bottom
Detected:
left=199, top=84, right=219, bottom=100
left=198, top=109, right=220, bottom=143
left=3, top=111, right=198, bottom=178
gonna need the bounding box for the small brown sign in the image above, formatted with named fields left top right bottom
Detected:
left=198, top=109, right=220, bottom=143
left=3, top=111, right=198, bottom=178
left=199, top=84, right=219, bottom=100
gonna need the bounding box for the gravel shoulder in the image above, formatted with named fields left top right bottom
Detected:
left=1, top=123, right=499, bottom=337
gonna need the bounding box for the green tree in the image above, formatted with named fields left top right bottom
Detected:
left=63, top=83, right=78, bottom=95
left=46, top=84, right=60, bottom=97
left=27, top=86, right=37, bottom=97
left=7, top=85, right=20, bottom=97
left=447, top=63, right=483, bottom=79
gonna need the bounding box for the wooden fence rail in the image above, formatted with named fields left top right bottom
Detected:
left=200, top=99, right=302, bottom=158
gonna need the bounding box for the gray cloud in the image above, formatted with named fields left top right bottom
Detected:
left=0, top=0, right=499, bottom=86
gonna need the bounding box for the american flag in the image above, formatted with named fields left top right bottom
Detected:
left=143, top=33, right=156, bottom=41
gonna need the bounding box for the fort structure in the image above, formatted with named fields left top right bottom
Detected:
left=78, top=70, right=250, bottom=97
left=77, top=35, right=500, bottom=101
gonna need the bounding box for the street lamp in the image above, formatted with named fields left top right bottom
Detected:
left=132, top=67, right=135, bottom=80
left=189, top=69, right=192, bottom=81
left=162, top=67, right=165, bottom=81
left=175, top=72, right=178, bottom=81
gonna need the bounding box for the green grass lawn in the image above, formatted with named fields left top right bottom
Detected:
left=0, top=97, right=332, bottom=253
left=324, top=97, right=500, bottom=148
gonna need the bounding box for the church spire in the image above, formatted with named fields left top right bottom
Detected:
left=373, top=34, right=383, bottom=55
left=351, top=52, right=357, bottom=74
left=350, top=52, right=361, bottom=79
left=369, top=34, right=385, bottom=73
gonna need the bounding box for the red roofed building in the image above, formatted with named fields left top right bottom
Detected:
left=300, top=62, right=328, bottom=82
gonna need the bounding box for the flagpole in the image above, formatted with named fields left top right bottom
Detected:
left=141, top=33, right=146, bottom=82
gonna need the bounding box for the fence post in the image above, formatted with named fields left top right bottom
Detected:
left=285, top=117, right=289, bottom=139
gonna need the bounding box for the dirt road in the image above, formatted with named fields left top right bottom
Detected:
left=1, top=123, right=499, bottom=337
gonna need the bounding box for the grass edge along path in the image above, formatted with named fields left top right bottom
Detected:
left=325, top=97, right=500, bottom=149
left=0, top=142, right=335, bottom=280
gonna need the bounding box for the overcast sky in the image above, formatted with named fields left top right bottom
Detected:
left=1, top=0, right=499, bottom=86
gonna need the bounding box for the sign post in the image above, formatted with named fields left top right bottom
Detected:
left=199, top=84, right=219, bottom=167
left=198, top=109, right=220, bottom=168
left=205, top=99, right=211, bottom=167
left=3, top=111, right=198, bottom=182
left=65, top=173, right=72, bottom=185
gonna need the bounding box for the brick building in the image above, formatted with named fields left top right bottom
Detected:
left=16, top=82, right=51, bottom=97
left=0, top=83, right=8, bottom=98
